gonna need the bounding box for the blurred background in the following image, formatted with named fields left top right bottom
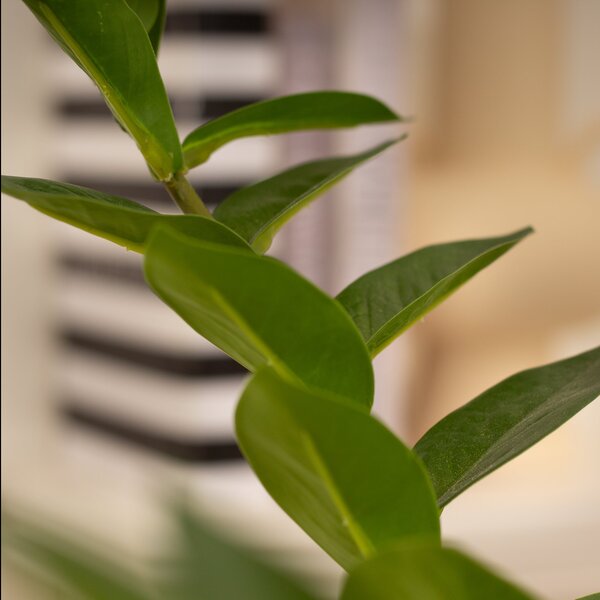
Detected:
left=2, top=0, right=599, bottom=598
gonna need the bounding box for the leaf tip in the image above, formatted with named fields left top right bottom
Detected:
left=509, top=225, right=535, bottom=242
left=522, top=225, right=535, bottom=236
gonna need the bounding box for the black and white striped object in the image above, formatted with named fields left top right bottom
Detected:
left=47, top=0, right=278, bottom=467
left=12, top=0, right=406, bottom=594
left=39, top=2, right=347, bottom=590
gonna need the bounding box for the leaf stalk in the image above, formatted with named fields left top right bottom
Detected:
left=164, top=172, right=212, bottom=217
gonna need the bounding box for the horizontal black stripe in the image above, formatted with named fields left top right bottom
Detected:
left=58, top=254, right=145, bottom=286
left=203, top=96, right=265, bottom=118
left=62, top=404, right=244, bottom=463
left=56, top=95, right=264, bottom=122
left=57, top=98, right=113, bottom=119
left=42, top=8, right=269, bottom=49
left=165, top=9, right=269, bottom=36
left=60, top=177, right=243, bottom=210
left=60, top=328, right=248, bottom=378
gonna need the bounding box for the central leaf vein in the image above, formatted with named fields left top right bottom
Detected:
left=301, top=433, right=375, bottom=559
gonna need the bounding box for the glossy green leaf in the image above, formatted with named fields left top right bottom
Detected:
left=1, top=176, right=249, bottom=253
left=126, top=0, right=166, bottom=54
left=576, top=594, right=600, bottom=600
left=3, top=513, right=149, bottom=600
left=23, top=0, right=181, bottom=180
left=160, top=505, right=321, bottom=600
left=144, top=227, right=374, bottom=407
left=182, top=91, right=401, bottom=168
left=340, top=543, right=536, bottom=600
left=415, top=346, right=600, bottom=507
left=337, top=228, right=533, bottom=357
left=236, top=368, right=440, bottom=571
left=214, top=139, right=402, bottom=253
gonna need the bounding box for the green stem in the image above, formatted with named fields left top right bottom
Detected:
left=164, top=172, right=212, bottom=217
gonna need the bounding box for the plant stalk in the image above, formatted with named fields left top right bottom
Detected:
left=164, top=172, right=212, bottom=217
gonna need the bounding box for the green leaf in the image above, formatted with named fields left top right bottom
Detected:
left=337, top=228, right=533, bottom=357
left=236, top=368, right=440, bottom=571
left=576, top=594, right=600, bottom=600
left=160, top=505, right=321, bottom=600
left=23, top=0, right=181, bottom=180
left=126, top=0, right=166, bottom=54
left=214, top=139, right=402, bottom=253
left=3, top=513, right=150, bottom=600
left=182, top=91, right=401, bottom=168
left=415, top=346, right=600, bottom=508
left=144, top=227, right=374, bottom=408
left=1, top=176, right=249, bottom=253
left=340, top=543, right=536, bottom=600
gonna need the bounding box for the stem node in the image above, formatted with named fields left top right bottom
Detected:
left=164, top=172, right=212, bottom=217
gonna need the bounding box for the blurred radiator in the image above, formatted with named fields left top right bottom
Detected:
left=2, top=0, right=408, bottom=595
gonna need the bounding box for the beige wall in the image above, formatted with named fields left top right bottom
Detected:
left=406, top=0, right=600, bottom=434
left=403, top=2, right=600, bottom=596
